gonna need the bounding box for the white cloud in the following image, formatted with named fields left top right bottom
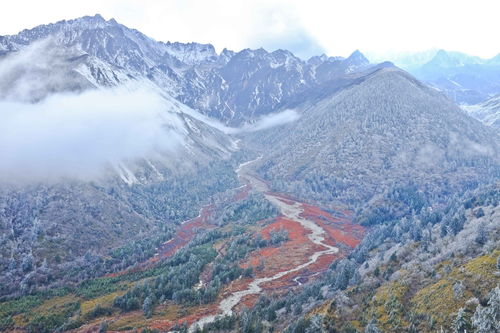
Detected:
left=0, top=85, right=299, bottom=183
left=241, top=109, right=300, bottom=132
left=0, top=87, right=185, bottom=183
left=0, top=37, right=300, bottom=183
left=181, top=105, right=300, bottom=135
left=1, top=0, right=498, bottom=59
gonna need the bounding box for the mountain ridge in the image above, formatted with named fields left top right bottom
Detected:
left=250, top=66, right=499, bottom=205
left=0, top=14, right=373, bottom=125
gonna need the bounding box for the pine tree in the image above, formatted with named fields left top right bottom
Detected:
left=475, top=224, right=487, bottom=245
left=143, top=296, right=153, bottom=318
left=21, top=253, right=34, bottom=272
left=452, top=307, right=469, bottom=333
left=453, top=281, right=464, bottom=299
left=472, top=286, right=500, bottom=332
left=364, top=319, right=380, bottom=333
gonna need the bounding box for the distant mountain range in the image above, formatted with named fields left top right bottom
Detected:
left=370, top=49, right=500, bottom=105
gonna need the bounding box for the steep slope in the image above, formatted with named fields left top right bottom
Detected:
left=0, top=90, right=240, bottom=297
left=463, top=94, right=500, bottom=129
left=251, top=67, right=499, bottom=205
left=181, top=48, right=367, bottom=124
left=0, top=16, right=243, bottom=296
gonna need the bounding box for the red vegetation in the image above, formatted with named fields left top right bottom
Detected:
left=98, top=181, right=365, bottom=330
left=237, top=195, right=365, bottom=306
left=301, top=203, right=364, bottom=247
left=106, top=204, right=216, bottom=278
left=106, top=182, right=254, bottom=278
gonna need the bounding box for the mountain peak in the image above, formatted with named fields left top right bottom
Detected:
left=346, top=50, right=369, bottom=66
left=92, top=13, right=105, bottom=21
left=432, top=49, right=449, bottom=60
left=488, top=53, right=500, bottom=65
left=73, top=13, right=109, bottom=26
left=307, top=53, right=328, bottom=66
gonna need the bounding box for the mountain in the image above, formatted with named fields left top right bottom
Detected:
left=0, top=14, right=498, bottom=333
left=464, top=94, right=500, bottom=129
left=250, top=67, right=499, bottom=205
left=367, top=49, right=440, bottom=71
left=225, top=185, right=500, bottom=333
left=488, top=53, right=500, bottom=65
left=0, top=14, right=373, bottom=298
left=0, top=14, right=248, bottom=297
left=423, top=49, right=484, bottom=68
left=408, top=50, right=500, bottom=104
left=0, top=89, right=241, bottom=297
left=371, top=49, right=500, bottom=104
left=0, top=14, right=372, bottom=125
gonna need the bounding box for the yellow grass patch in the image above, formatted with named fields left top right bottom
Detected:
left=81, top=290, right=127, bottom=316
left=31, top=294, right=79, bottom=316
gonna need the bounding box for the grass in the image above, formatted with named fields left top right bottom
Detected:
left=411, top=249, right=500, bottom=328
left=80, top=290, right=127, bottom=317
left=107, top=310, right=148, bottom=331
left=371, top=281, right=409, bottom=331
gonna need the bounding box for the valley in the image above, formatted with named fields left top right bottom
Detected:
left=0, top=153, right=365, bottom=332
left=0, top=12, right=498, bottom=333
left=49, top=157, right=363, bottom=332
left=189, top=158, right=364, bottom=331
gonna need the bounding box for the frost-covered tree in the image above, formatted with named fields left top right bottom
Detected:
left=475, top=223, right=488, bottom=245
left=305, top=315, right=324, bottom=333
left=21, top=253, right=34, bottom=272
left=142, top=296, right=153, bottom=318
left=453, top=281, right=464, bottom=299
left=364, top=319, right=380, bottom=333
left=472, top=286, right=500, bottom=332
left=452, top=307, right=469, bottom=333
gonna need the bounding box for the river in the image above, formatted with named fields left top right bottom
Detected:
left=189, top=158, right=339, bottom=331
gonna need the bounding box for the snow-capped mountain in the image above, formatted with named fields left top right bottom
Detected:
left=0, top=15, right=499, bottom=330
left=366, top=49, right=440, bottom=71
left=403, top=50, right=500, bottom=104
left=423, top=49, right=485, bottom=68
left=464, top=94, right=500, bottom=129
left=0, top=14, right=372, bottom=125
left=367, top=49, right=500, bottom=104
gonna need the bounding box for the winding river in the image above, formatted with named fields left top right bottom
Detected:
left=189, top=158, right=339, bottom=331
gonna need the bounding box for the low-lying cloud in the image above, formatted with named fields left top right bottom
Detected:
left=0, top=83, right=299, bottom=183
left=0, top=87, right=185, bottom=183
left=0, top=38, right=92, bottom=102
left=0, top=39, right=300, bottom=183
left=181, top=106, right=300, bottom=135
left=241, top=109, right=300, bottom=132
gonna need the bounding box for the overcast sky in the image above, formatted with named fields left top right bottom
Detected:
left=1, top=0, right=499, bottom=59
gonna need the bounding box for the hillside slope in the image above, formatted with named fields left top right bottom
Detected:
left=464, top=94, right=500, bottom=129
left=251, top=67, right=499, bottom=206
